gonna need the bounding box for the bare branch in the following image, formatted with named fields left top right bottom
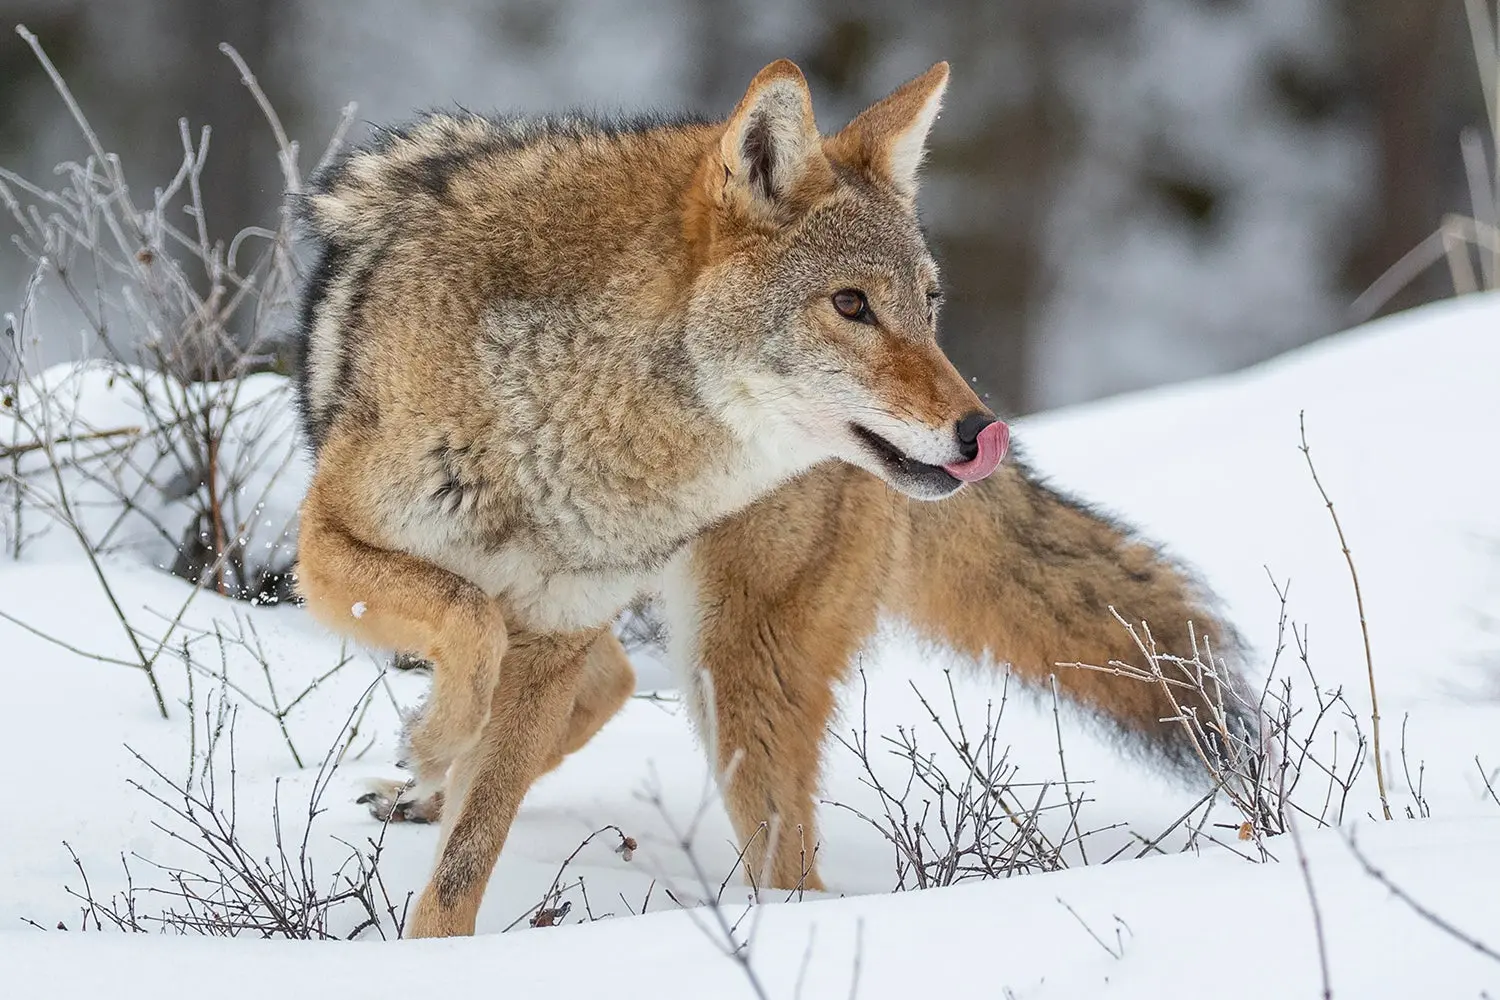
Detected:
left=1299, top=412, right=1391, bottom=821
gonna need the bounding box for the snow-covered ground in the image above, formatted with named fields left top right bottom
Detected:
left=2, top=294, right=1498, bottom=997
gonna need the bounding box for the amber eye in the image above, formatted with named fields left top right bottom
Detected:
left=831, top=289, right=871, bottom=322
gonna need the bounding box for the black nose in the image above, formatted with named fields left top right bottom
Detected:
left=955, top=411, right=996, bottom=460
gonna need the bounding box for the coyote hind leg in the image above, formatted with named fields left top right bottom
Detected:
left=540, top=632, right=636, bottom=775
left=296, top=499, right=507, bottom=806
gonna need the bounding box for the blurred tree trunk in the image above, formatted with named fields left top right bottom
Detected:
left=931, top=0, right=1082, bottom=415
left=169, top=0, right=286, bottom=246
left=162, top=0, right=293, bottom=354
left=1344, top=0, right=1472, bottom=315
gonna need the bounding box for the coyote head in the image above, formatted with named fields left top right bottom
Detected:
left=685, top=59, right=1007, bottom=500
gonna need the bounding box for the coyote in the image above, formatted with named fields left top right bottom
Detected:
left=293, top=59, right=1242, bottom=938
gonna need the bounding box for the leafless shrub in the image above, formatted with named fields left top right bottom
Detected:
left=146, top=609, right=372, bottom=768
left=1060, top=414, right=1402, bottom=848
left=0, top=26, right=346, bottom=603
left=825, top=666, right=1115, bottom=890
left=1062, top=577, right=1371, bottom=860
left=0, top=28, right=357, bottom=720
left=50, top=684, right=408, bottom=939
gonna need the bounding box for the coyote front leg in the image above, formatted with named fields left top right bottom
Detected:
left=361, top=632, right=636, bottom=827
left=683, top=472, right=896, bottom=893
left=297, top=492, right=507, bottom=813
left=407, top=626, right=602, bottom=938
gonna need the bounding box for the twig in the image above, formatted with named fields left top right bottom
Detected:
left=1287, top=815, right=1333, bottom=999
left=1299, top=412, right=1391, bottom=820
left=0, top=425, right=140, bottom=459
left=847, top=919, right=864, bottom=1000
left=1345, top=829, right=1500, bottom=964
left=0, top=606, right=146, bottom=671
left=501, top=825, right=635, bottom=932
left=218, top=44, right=301, bottom=195
left=1050, top=674, right=1087, bottom=864
left=1056, top=897, right=1128, bottom=960
left=638, top=758, right=772, bottom=1000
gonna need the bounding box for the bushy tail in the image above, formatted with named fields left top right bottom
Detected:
left=891, top=458, right=1257, bottom=770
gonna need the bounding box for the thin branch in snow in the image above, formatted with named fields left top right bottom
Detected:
left=1477, top=756, right=1500, bottom=809
left=1345, top=829, right=1500, bottom=965
left=1299, top=411, right=1391, bottom=821
left=1056, top=896, right=1130, bottom=960
left=1287, top=815, right=1333, bottom=999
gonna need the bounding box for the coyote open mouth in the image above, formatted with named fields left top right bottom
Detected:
left=850, top=423, right=961, bottom=489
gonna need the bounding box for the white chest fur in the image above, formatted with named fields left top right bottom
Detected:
left=390, top=424, right=821, bottom=634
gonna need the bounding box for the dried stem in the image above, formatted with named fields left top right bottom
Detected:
left=1287, top=816, right=1333, bottom=999
left=1346, top=829, right=1500, bottom=964
left=1299, top=411, right=1391, bottom=820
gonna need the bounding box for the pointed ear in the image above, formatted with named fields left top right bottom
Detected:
left=830, top=62, right=949, bottom=200
left=716, top=60, right=826, bottom=219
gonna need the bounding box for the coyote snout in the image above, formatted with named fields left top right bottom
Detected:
left=823, top=329, right=1011, bottom=499
left=848, top=410, right=1009, bottom=499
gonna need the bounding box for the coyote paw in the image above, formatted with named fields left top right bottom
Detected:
left=357, top=778, right=443, bottom=825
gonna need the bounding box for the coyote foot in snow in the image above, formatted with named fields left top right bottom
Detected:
left=357, top=778, right=442, bottom=825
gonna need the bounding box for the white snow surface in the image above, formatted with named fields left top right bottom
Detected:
left=2, top=294, right=1499, bottom=997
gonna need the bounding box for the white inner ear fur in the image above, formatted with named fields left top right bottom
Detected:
left=885, top=80, right=947, bottom=196
left=728, top=80, right=816, bottom=199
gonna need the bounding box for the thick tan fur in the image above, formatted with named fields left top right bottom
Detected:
left=293, top=60, right=1244, bottom=937
left=680, top=459, right=1245, bottom=890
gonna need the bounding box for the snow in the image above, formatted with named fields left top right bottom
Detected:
left=9, top=820, right=1500, bottom=999
left=3, top=293, right=1499, bottom=996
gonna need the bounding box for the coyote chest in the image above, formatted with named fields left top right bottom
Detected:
left=378, top=328, right=822, bottom=631
left=393, top=444, right=816, bottom=632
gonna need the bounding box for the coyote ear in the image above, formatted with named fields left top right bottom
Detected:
left=830, top=62, right=949, bottom=200
left=717, top=60, right=825, bottom=218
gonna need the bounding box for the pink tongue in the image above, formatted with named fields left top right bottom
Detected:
left=943, top=419, right=1009, bottom=482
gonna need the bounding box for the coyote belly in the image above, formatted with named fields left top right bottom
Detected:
left=293, top=59, right=1013, bottom=937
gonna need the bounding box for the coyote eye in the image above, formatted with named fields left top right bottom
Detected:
left=831, top=289, right=872, bottom=323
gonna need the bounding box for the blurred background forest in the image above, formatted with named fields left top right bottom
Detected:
left=0, top=0, right=1482, bottom=413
